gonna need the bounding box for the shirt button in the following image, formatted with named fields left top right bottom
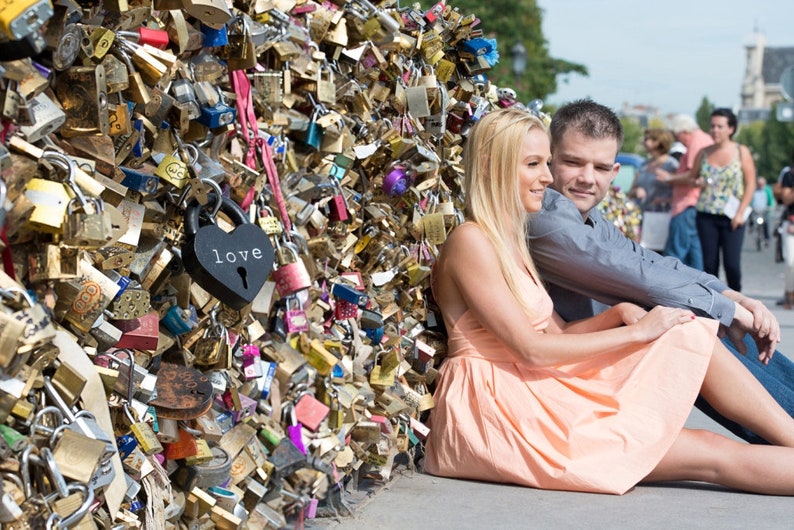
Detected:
left=687, top=298, right=693, bottom=303
left=717, top=313, right=722, bottom=318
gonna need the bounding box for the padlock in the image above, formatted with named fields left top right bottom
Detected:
left=183, top=0, right=233, bottom=29
left=272, top=239, right=312, bottom=298
left=382, top=165, right=412, bottom=197
left=61, top=197, right=112, bottom=249
left=241, top=344, right=263, bottom=380
left=193, top=313, right=229, bottom=367
left=171, top=78, right=201, bottom=120
left=18, top=93, right=66, bottom=143
left=0, top=0, right=53, bottom=40
left=327, top=177, right=350, bottom=223
left=225, top=18, right=257, bottom=71
left=300, top=105, right=324, bottom=151
left=281, top=403, right=307, bottom=456
left=55, top=64, right=110, bottom=137
left=331, top=281, right=369, bottom=307
left=28, top=244, right=79, bottom=282
left=316, top=65, right=336, bottom=105
left=117, top=50, right=151, bottom=106
left=284, top=296, right=309, bottom=334
left=293, top=394, right=330, bottom=433
left=253, top=71, right=283, bottom=105
left=256, top=204, right=283, bottom=236
left=181, top=192, right=275, bottom=310
left=196, top=100, right=237, bottom=129
left=0, top=287, right=56, bottom=358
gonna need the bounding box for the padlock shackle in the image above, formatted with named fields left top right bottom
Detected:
left=41, top=150, right=87, bottom=207
left=184, top=192, right=249, bottom=238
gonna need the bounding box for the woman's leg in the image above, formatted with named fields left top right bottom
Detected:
left=696, top=213, right=720, bottom=277
left=699, top=340, right=794, bottom=447
left=643, top=429, right=794, bottom=495
left=721, top=220, right=745, bottom=291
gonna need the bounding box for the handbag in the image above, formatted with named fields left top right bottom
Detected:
left=640, top=211, right=671, bottom=251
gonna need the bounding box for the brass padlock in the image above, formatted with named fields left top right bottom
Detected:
left=55, top=64, right=110, bottom=137
left=61, top=197, right=112, bottom=249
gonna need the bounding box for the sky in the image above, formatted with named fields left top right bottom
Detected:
left=537, top=0, right=794, bottom=117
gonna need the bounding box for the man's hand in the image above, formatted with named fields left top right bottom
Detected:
left=723, top=292, right=780, bottom=364
left=738, top=296, right=780, bottom=343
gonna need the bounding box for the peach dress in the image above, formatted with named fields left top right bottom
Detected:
left=424, top=274, right=718, bottom=494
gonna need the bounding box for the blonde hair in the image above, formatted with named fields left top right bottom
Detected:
left=463, top=107, right=547, bottom=318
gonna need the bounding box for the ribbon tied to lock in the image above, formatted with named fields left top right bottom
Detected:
left=181, top=192, right=275, bottom=309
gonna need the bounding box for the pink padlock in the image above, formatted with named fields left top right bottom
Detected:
left=272, top=242, right=311, bottom=297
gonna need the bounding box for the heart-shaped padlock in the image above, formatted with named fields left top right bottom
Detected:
left=182, top=193, right=274, bottom=309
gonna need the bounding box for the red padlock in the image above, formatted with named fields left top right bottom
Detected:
left=327, top=177, right=349, bottom=223
left=272, top=241, right=311, bottom=297
left=335, top=299, right=358, bottom=320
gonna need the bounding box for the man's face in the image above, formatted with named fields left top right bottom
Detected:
left=550, top=130, right=620, bottom=219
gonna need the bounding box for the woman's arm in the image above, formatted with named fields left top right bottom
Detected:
left=442, top=225, right=695, bottom=367
left=733, top=144, right=757, bottom=228
left=548, top=302, right=647, bottom=334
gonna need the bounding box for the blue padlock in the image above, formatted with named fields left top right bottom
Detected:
left=196, top=102, right=237, bottom=129
left=120, top=166, right=159, bottom=194
left=161, top=304, right=198, bottom=335
left=200, top=23, right=228, bottom=47
left=331, top=282, right=369, bottom=307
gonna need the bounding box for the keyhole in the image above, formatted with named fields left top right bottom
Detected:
left=237, top=267, right=248, bottom=289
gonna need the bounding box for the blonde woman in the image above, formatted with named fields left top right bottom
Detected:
left=424, top=107, right=794, bottom=495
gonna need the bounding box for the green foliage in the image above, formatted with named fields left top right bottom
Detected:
left=619, top=117, right=644, bottom=155
left=736, top=106, right=794, bottom=181
left=758, top=106, right=794, bottom=180
left=695, top=97, right=714, bottom=131
left=445, top=0, right=588, bottom=102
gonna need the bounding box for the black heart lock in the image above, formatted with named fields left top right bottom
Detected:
left=182, top=193, right=274, bottom=309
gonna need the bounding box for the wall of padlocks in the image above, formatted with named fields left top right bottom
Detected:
left=0, top=0, right=528, bottom=528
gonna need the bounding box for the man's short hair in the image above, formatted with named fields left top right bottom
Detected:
left=668, top=114, right=699, bottom=134
left=550, top=99, right=623, bottom=152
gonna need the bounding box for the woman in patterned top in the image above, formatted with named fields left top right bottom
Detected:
left=691, top=108, right=757, bottom=291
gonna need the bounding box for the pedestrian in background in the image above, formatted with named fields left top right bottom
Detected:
left=628, top=128, right=676, bottom=212
left=751, top=177, right=774, bottom=245
left=656, top=115, right=712, bottom=269
left=691, top=108, right=756, bottom=292
left=778, top=151, right=794, bottom=309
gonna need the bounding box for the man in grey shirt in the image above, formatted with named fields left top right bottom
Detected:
left=528, top=99, right=794, bottom=443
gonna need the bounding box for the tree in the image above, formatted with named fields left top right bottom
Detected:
left=448, top=0, right=588, bottom=102
left=758, top=106, right=794, bottom=180
left=695, top=97, right=714, bottom=131
left=736, top=106, right=794, bottom=181
left=619, top=116, right=644, bottom=155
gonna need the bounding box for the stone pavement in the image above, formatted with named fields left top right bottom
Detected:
left=307, top=225, right=794, bottom=530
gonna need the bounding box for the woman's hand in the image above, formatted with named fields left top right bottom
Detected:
left=632, top=306, right=695, bottom=343
left=731, top=213, right=745, bottom=230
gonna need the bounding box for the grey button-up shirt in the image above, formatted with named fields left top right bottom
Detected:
left=528, top=189, right=734, bottom=325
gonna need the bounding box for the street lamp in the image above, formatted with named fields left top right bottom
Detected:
left=510, top=41, right=527, bottom=78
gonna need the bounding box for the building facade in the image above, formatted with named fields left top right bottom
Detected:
left=740, top=33, right=794, bottom=123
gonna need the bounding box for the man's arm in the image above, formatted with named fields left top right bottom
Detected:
left=528, top=190, right=735, bottom=326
